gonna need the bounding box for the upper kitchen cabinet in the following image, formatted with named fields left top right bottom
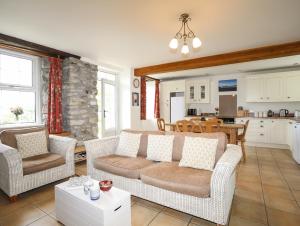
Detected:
left=246, top=71, right=300, bottom=102
left=283, top=71, right=300, bottom=102
left=185, top=79, right=210, bottom=103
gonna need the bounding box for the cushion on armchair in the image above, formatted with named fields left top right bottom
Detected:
left=0, top=127, right=50, bottom=150
left=22, top=153, right=65, bottom=175
left=16, top=130, right=49, bottom=158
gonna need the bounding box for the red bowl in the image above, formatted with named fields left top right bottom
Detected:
left=99, top=180, right=113, bottom=192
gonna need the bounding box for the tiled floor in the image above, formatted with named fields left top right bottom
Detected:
left=0, top=146, right=300, bottom=226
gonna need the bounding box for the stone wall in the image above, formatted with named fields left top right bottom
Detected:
left=40, top=57, right=50, bottom=124
left=62, top=57, right=98, bottom=141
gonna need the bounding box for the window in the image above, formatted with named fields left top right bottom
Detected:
left=0, top=49, right=40, bottom=126
left=146, top=81, right=155, bottom=119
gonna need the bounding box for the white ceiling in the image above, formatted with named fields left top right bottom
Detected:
left=0, top=0, right=300, bottom=69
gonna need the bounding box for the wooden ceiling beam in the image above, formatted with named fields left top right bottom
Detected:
left=0, top=33, right=80, bottom=59
left=134, top=41, right=300, bottom=76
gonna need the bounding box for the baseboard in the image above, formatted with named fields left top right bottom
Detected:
left=245, top=142, right=291, bottom=150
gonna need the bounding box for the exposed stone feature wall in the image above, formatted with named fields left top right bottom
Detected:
left=40, top=57, right=50, bottom=124
left=62, top=57, right=98, bottom=141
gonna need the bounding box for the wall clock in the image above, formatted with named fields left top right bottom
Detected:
left=133, top=78, right=140, bottom=88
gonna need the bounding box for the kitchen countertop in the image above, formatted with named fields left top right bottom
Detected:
left=236, top=116, right=300, bottom=122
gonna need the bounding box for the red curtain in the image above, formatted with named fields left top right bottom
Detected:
left=154, top=80, right=160, bottom=118
left=140, top=77, right=146, bottom=120
left=47, top=57, right=63, bottom=134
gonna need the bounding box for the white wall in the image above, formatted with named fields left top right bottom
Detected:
left=186, top=72, right=300, bottom=114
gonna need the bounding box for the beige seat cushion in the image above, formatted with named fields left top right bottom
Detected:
left=0, top=127, right=49, bottom=150
left=22, top=153, right=65, bottom=175
left=165, top=131, right=227, bottom=163
left=140, top=162, right=212, bottom=198
left=93, top=154, right=154, bottom=179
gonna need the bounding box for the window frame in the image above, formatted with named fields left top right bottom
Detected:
left=0, top=48, right=41, bottom=128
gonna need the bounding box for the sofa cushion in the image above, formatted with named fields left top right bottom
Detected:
left=0, top=127, right=49, bottom=150
left=116, top=131, right=142, bottom=157
left=22, top=153, right=65, bottom=175
left=16, top=130, right=49, bottom=159
left=165, top=131, right=227, bottom=163
left=122, top=130, right=165, bottom=157
left=93, top=154, right=154, bottom=179
left=146, top=135, right=174, bottom=162
left=140, top=162, right=212, bottom=198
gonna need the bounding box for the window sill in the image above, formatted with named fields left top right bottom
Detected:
left=0, top=123, right=44, bottom=130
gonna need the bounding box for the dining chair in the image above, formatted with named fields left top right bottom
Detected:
left=176, top=120, right=195, bottom=132
left=200, top=120, right=221, bottom=133
left=237, top=120, right=249, bottom=162
left=157, top=118, right=166, bottom=131
left=207, top=117, right=224, bottom=124
left=189, top=118, right=203, bottom=133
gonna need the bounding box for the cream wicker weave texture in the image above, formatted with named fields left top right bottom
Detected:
left=0, top=135, right=76, bottom=197
left=85, top=137, right=242, bottom=225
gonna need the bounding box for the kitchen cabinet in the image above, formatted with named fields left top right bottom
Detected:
left=287, top=120, right=296, bottom=150
left=246, top=77, right=264, bottom=102
left=284, top=73, right=300, bottom=102
left=185, top=79, right=210, bottom=104
left=246, top=71, right=300, bottom=102
left=235, top=118, right=290, bottom=146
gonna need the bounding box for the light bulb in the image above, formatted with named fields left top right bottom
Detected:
left=169, top=38, right=178, bottom=49
left=181, top=44, right=189, bottom=54
left=192, top=37, right=202, bottom=48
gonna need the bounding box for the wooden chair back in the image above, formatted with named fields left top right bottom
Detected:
left=240, top=120, right=249, bottom=140
left=189, top=118, right=203, bottom=133
left=200, top=120, right=220, bottom=133
left=207, top=117, right=223, bottom=124
left=157, top=118, right=165, bottom=131
left=176, top=120, right=195, bottom=132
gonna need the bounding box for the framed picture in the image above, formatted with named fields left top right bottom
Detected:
left=132, top=92, right=139, bottom=106
left=218, top=79, right=237, bottom=92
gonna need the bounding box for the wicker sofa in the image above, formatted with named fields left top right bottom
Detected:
left=0, top=127, right=76, bottom=200
left=85, top=130, right=242, bottom=226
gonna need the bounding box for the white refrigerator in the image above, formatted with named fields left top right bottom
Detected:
left=170, top=92, right=185, bottom=123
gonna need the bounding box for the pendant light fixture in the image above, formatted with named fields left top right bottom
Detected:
left=169, top=13, right=202, bottom=55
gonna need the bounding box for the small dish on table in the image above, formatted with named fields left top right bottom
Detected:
left=99, top=180, right=113, bottom=192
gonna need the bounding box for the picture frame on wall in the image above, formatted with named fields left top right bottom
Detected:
left=218, top=79, right=237, bottom=92
left=132, top=92, right=139, bottom=106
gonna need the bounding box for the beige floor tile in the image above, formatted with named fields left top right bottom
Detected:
left=284, top=175, right=300, bottom=190
left=261, top=175, right=289, bottom=188
left=189, top=217, right=215, bottom=226
left=264, top=196, right=300, bottom=215
left=0, top=198, right=30, bottom=218
left=136, top=198, right=165, bottom=212
left=162, top=207, right=192, bottom=222
left=34, top=197, right=55, bottom=214
left=0, top=204, right=46, bottom=226
left=149, top=213, right=188, bottom=226
left=235, top=188, right=264, bottom=203
left=262, top=184, right=294, bottom=201
left=267, top=208, right=300, bottom=226
left=28, top=215, right=62, bottom=226
left=237, top=174, right=261, bottom=183
left=231, top=197, right=267, bottom=225
left=132, top=203, right=159, bottom=226
left=236, top=180, right=263, bottom=194
left=229, top=216, right=267, bottom=226
left=292, top=190, right=300, bottom=205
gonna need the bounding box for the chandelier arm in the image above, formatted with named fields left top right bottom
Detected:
left=175, top=21, right=184, bottom=39
left=186, top=22, right=195, bottom=38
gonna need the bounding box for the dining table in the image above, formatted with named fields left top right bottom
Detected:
left=164, top=122, right=245, bottom=144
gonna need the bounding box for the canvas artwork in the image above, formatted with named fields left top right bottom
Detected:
left=132, top=92, right=139, bottom=106
left=218, top=79, right=237, bottom=92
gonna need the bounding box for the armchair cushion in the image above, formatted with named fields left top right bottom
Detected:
left=140, top=161, right=212, bottom=198
left=0, top=127, right=49, bottom=150
left=22, top=153, right=65, bottom=175
left=93, top=154, right=154, bottom=179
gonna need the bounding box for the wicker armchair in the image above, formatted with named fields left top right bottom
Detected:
left=0, top=127, right=76, bottom=201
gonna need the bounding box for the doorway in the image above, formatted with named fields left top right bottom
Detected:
left=97, top=70, right=118, bottom=137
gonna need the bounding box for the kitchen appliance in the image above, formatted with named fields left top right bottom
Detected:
left=170, top=92, right=185, bottom=123
left=279, top=109, right=289, bottom=117
left=267, top=110, right=274, bottom=117
left=292, top=123, right=300, bottom=164
left=295, top=110, right=300, bottom=117
left=187, top=108, right=197, bottom=116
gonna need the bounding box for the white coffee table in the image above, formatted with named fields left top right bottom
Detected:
left=55, top=179, right=131, bottom=226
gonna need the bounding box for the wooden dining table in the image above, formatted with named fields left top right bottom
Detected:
left=165, top=123, right=245, bottom=144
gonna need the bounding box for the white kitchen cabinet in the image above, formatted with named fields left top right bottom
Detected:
left=246, top=71, right=300, bottom=102
left=284, top=73, right=300, bottom=102
left=287, top=120, right=296, bottom=150
left=246, top=77, right=264, bottom=102
left=268, top=119, right=287, bottom=145
left=185, top=79, right=210, bottom=104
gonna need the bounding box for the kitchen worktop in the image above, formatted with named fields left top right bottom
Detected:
left=236, top=116, right=300, bottom=122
